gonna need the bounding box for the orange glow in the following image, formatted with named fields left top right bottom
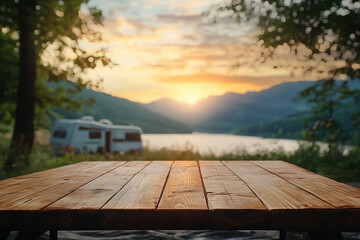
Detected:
left=76, top=0, right=307, bottom=104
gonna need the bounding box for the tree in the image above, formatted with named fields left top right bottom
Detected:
left=213, top=0, right=360, bottom=144
left=0, top=0, right=113, bottom=170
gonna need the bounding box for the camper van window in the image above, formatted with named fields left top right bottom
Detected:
left=79, top=126, right=102, bottom=131
left=53, top=130, right=67, bottom=138
left=89, top=131, right=101, bottom=139
left=113, top=138, right=125, bottom=142
left=125, top=133, right=140, bottom=141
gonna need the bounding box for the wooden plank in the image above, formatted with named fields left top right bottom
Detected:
left=253, top=160, right=360, bottom=209
left=0, top=161, right=124, bottom=210
left=0, top=161, right=96, bottom=191
left=223, top=161, right=334, bottom=210
left=158, top=161, right=207, bottom=210
left=46, top=161, right=150, bottom=210
left=199, top=161, right=265, bottom=210
left=102, top=161, right=172, bottom=209
left=0, top=162, right=103, bottom=200
left=199, top=161, right=269, bottom=229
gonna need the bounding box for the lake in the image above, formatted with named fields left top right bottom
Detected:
left=142, top=133, right=300, bottom=156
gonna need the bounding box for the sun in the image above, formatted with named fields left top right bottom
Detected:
left=174, top=87, right=209, bottom=104
left=183, top=96, right=199, bottom=105
left=171, top=83, right=230, bottom=105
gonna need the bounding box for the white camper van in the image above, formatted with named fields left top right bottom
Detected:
left=50, top=116, right=142, bottom=154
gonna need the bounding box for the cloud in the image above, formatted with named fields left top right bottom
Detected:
left=145, top=61, right=187, bottom=70
left=108, top=32, right=160, bottom=40
left=126, top=18, right=155, bottom=31
left=157, top=13, right=204, bottom=23
left=84, top=0, right=313, bottom=103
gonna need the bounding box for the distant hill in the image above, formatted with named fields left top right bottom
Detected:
left=234, top=112, right=308, bottom=139
left=145, top=80, right=360, bottom=136
left=145, top=98, right=195, bottom=124
left=235, top=101, right=360, bottom=142
left=146, top=81, right=316, bottom=132
left=52, top=85, right=192, bottom=134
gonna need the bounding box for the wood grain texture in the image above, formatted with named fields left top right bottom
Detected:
left=0, top=160, right=360, bottom=231
left=199, top=161, right=266, bottom=210
left=223, top=161, right=334, bottom=210
left=0, top=161, right=124, bottom=210
left=102, top=161, right=172, bottom=209
left=0, top=162, right=95, bottom=191
left=253, top=160, right=360, bottom=209
left=46, top=161, right=150, bottom=210
left=158, top=161, right=207, bottom=209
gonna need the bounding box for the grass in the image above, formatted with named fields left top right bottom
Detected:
left=0, top=132, right=360, bottom=182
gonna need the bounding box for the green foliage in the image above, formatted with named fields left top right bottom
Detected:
left=0, top=0, right=114, bottom=127
left=1, top=0, right=115, bottom=171
left=0, top=29, right=18, bottom=123
left=214, top=0, right=360, bottom=77
left=0, top=124, right=12, bottom=134
left=214, top=0, right=360, bottom=146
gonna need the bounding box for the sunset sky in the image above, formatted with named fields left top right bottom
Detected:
left=86, top=0, right=307, bottom=104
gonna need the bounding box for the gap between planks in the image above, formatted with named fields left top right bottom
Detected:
left=251, top=161, right=337, bottom=209
left=0, top=161, right=125, bottom=211
left=157, top=161, right=208, bottom=210
left=99, top=161, right=152, bottom=209
left=155, top=161, right=175, bottom=209
left=41, top=161, right=129, bottom=210
left=197, top=160, right=210, bottom=210
left=222, top=161, right=334, bottom=210
left=102, top=161, right=173, bottom=209
left=199, top=161, right=266, bottom=210
left=46, top=161, right=152, bottom=210
left=218, top=160, right=268, bottom=210
left=252, top=160, right=360, bottom=209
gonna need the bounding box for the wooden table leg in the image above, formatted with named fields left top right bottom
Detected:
left=0, top=230, right=10, bottom=240
left=308, top=231, right=344, bottom=240
left=14, top=230, right=46, bottom=240
left=50, top=230, right=58, bottom=240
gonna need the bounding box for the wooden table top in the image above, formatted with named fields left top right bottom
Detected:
left=0, top=160, right=360, bottom=231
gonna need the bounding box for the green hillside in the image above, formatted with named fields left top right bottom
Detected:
left=52, top=86, right=192, bottom=134
left=235, top=102, right=360, bottom=143
left=234, top=113, right=306, bottom=139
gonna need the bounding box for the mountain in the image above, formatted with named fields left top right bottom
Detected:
left=235, top=101, right=360, bottom=142
left=145, top=80, right=360, bottom=134
left=146, top=81, right=316, bottom=132
left=52, top=86, right=192, bottom=134
left=145, top=98, right=195, bottom=124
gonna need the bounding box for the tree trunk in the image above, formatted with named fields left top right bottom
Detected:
left=4, top=0, right=37, bottom=171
